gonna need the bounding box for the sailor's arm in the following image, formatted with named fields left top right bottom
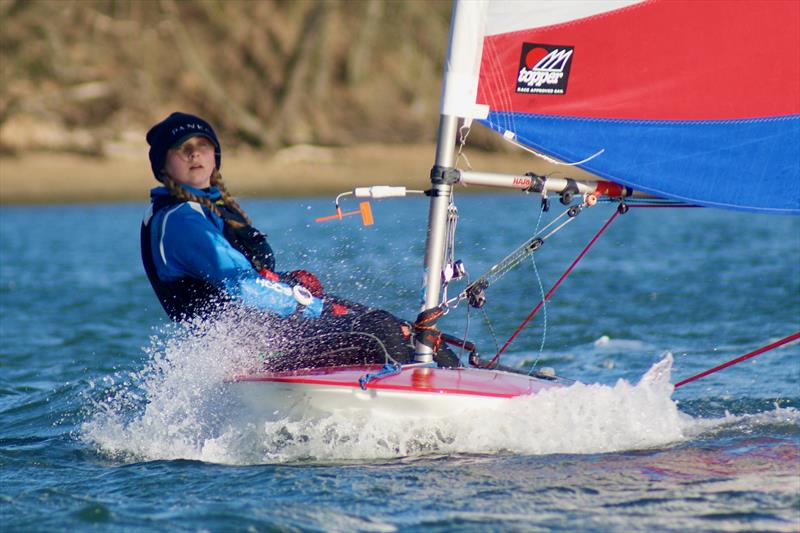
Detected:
left=161, top=207, right=322, bottom=317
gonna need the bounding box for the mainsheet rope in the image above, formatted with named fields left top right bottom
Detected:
left=674, top=332, right=800, bottom=388
left=527, top=200, right=549, bottom=375
left=482, top=206, right=622, bottom=369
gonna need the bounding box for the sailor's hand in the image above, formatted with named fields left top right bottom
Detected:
left=290, top=283, right=323, bottom=318
left=281, top=269, right=324, bottom=298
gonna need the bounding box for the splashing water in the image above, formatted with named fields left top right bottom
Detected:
left=82, top=310, right=263, bottom=462
left=82, top=318, right=798, bottom=465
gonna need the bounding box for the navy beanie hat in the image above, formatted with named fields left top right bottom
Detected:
left=146, top=112, right=221, bottom=181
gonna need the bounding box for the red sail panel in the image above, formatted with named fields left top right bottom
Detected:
left=478, top=0, right=800, bottom=120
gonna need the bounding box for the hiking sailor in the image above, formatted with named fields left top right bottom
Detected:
left=141, top=112, right=325, bottom=321
left=141, top=112, right=459, bottom=370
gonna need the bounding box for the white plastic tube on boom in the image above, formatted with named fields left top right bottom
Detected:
left=335, top=186, right=423, bottom=207
left=353, top=186, right=417, bottom=199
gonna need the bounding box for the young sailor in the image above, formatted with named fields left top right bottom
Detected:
left=141, top=112, right=459, bottom=370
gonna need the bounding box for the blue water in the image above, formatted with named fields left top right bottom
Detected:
left=2, top=194, right=799, bottom=531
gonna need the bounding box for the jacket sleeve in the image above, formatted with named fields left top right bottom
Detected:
left=159, top=203, right=322, bottom=318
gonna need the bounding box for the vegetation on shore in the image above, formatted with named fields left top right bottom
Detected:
left=1, top=0, right=466, bottom=156
left=1, top=1, right=542, bottom=204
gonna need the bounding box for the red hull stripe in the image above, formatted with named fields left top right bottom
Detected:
left=233, top=366, right=558, bottom=399
left=479, top=0, right=800, bottom=120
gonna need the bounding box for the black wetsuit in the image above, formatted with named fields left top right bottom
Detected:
left=141, top=185, right=459, bottom=370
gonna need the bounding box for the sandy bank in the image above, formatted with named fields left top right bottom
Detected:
left=0, top=143, right=599, bottom=205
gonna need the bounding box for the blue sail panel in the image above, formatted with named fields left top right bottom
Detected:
left=482, top=112, right=800, bottom=215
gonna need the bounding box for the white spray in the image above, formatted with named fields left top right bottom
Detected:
left=82, top=317, right=796, bottom=464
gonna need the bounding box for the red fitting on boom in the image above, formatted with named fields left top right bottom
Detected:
left=593, top=181, right=625, bottom=197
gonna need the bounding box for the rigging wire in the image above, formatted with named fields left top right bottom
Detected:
left=449, top=202, right=583, bottom=308
left=480, top=306, right=500, bottom=354
left=459, top=283, right=472, bottom=362
left=527, top=202, right=548, bottom=375
left=440, top=197, right=460, bottom=308
left=482, top=206, right=622, bottom=369
left=455, top=122, right=473, bottom=170
left=439, top=200, right=592, bottom=365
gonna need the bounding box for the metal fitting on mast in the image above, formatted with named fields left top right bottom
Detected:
left=430, top=166, right=461, bottom=186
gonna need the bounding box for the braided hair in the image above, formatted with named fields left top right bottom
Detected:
left=161, top=168, right=251, bottom=228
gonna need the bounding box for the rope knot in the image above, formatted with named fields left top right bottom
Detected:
left=413, top=307, right=445, bottom=352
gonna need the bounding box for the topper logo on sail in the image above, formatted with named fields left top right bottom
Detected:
left=516, top=43, right=574, bottom=95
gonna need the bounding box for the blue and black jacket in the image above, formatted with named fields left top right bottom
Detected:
left=141, top=185, right=323, bottom=321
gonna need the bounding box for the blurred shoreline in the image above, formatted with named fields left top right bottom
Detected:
left=0, top=143, right=599, bottom=205
left=0, top=143, right=431, bottom=205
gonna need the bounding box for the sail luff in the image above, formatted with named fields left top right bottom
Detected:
left=438, top=0, right=489, bottom=120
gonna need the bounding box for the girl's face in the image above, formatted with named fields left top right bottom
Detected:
left=163, top=135, right=217, bottom=188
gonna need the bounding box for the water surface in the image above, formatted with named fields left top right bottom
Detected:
left=2, top=194, right=798, bottom=531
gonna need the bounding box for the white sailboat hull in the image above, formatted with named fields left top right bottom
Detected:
left=231, top=365, right=562, bottom=420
